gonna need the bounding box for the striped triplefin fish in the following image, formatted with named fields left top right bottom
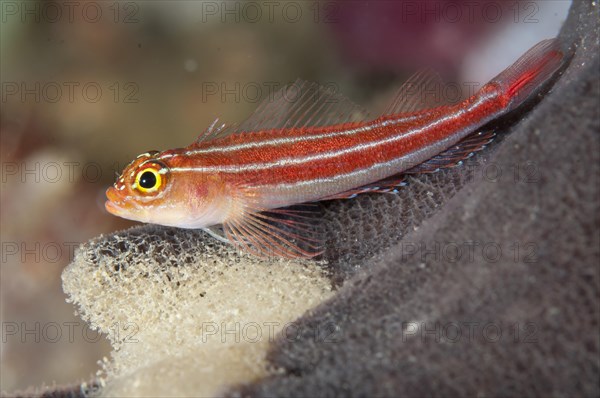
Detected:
left=105, top=39, right=564, bottom=259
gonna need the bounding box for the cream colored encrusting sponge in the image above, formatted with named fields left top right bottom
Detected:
left=62, top=225, right=333, bottom=397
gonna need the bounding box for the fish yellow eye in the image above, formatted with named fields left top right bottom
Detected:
left=135, top=168, right=161, bottom=193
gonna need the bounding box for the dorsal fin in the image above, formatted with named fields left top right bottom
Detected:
left=236, top=79, right=370, bottom=132
left=190, top=79, right=371, bottom=148
left=383, top=68, right=448, bottom=115
left=191, top=118, right=238, bottom=147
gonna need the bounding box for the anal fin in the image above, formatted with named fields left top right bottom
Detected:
left=320, top=175, right=407, bottom=200
left=404, top=130, right=496, bottom=174
left=320, top=130, right=495, bottom=201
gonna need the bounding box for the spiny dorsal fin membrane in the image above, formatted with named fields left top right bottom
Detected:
left=192, top=118, right=239, bottom=147
left=236, top=79, right=370, bottom=132
left=191, top=79, right=371, bottom=147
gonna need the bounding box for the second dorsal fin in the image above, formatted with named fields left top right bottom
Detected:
left=383, top=68, right=448, bottom=115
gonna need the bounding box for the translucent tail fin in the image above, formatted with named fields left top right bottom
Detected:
left=490, top=39, right=564, bottom=111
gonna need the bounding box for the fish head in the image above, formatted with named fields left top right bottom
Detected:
left=105, top=151, right=226, bottom=228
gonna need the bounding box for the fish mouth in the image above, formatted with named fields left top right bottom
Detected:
left=105, top=186, right=134, bottom=216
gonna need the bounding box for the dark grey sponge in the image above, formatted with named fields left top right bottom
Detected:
left=228, top=1, right=600, bottom=397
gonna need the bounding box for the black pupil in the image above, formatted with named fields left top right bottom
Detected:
left=139, top=171, right=157, bottom=189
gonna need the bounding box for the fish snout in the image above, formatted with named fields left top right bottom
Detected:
left=105, top=186, right=132, bottom=215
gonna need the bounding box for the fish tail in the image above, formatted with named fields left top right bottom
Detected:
left=490, top=39, right=564, bottom=111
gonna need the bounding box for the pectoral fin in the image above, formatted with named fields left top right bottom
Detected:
left=222, top=202, right=323, bottom=260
